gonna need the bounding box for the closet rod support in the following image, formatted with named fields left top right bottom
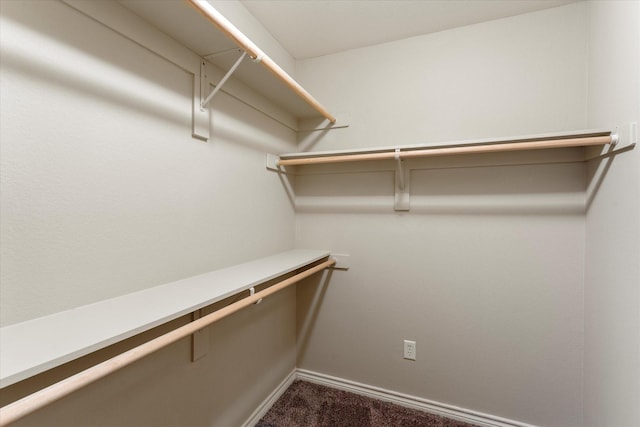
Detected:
left=200, top=51, right=247, bottom=110
left=186, top=0, right=336, bottom=123
left=395, top=149, right=405, bottom=192
left=249, top=287, right=262, bottom=305
left=277, top=134, right=617, bottom=166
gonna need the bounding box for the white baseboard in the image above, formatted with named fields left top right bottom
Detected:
left=295, top=369, right=538, bottom=427
left=244, top=368, right=538, bottom=427
left=242, top=369, right=298, bottom=427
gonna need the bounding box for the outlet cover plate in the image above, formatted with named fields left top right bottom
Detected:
left=403, top=340, right=416, bottom=361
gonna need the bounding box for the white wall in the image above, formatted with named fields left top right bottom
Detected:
left=295, top=4, right=589, bottom=426
left=0, top=0, right=296, bottom=327
left=0, top=0, right=296, bottom=425
left=584, top=2, right=640, bottom=427
left=296, top=3, right=587, bottom=152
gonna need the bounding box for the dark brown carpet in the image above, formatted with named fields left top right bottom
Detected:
left=256, top=380, right=478, bottom=427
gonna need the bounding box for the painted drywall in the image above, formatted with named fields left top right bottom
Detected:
left=0, top=0, right=297, bottom=425
left=0, top=0, right=296, bottom=326
left=296, top=3, right=588, bottom=152
left=584, top=2, right=640, bottom=427
left=295, top=4, right=588, bottom=426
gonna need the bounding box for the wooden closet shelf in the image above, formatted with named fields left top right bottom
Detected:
left=0, top=250, right=330, bottom=389
left=117, top=0, right=336, bottom=124
left=267, top=130, right=631, bottom=212
left=276, top=130, right=617, bottom=167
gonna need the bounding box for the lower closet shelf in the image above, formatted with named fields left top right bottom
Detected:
left=0, top=249, right=330, bottom=388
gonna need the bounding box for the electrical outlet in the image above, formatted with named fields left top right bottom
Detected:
left=403, top=340, right=416, bottom=361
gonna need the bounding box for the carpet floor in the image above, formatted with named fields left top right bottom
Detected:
left=256, top=380, right=478, bottom=427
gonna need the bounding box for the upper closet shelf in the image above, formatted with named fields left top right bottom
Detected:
left=117, top=0, right=336, bottom=126
left=274, top=130, right=619, bottom=167
left=267, top=130, right=632, bottom=212
left=0, top=250, right=330, bottom=388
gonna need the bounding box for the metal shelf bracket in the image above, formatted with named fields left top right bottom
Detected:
left=394, top=149, right=410, bottom=211
left=200, top=51, right=247, bottom=110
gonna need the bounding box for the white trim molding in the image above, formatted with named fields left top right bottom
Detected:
left=242, top=369, right=298, bottom=427
left=296, top=369, right=539, bottom=427
left=247, top=368, right=539, bottom=427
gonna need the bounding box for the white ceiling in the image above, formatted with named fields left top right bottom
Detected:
left=240, top=0, right=579, bottom=59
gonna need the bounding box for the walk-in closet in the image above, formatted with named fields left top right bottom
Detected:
left=1, top=1, right=638, bottom=426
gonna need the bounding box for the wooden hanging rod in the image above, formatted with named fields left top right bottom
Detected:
left=184, top=0, right=336, bottom=124
left=0, top=258, right=336, bottom=426
left=277, top=134, right=616, bottom=167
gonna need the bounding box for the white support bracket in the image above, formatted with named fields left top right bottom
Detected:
left=201, top=51, right=247, bottom=110
left=249, top=287, right=263, bottom=305
left=191, top=309, right=208, bottom=362
left=265, top=153, right=282, bottom=171
left=329, top=253, right=350, bottom=270
left=395, top=149, right=405, bottom=192
left=192, top=52, right=246, bottom=141
left=192, top=60, right=210, bottom=141
left=394, top=149, right=410, bottom=211
left=297, top=114, right=351, bottom=132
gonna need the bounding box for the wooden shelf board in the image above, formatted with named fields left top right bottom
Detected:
left=117, top=0, right=323, bottom=120
left=0, top=249, right=330, bottom=388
